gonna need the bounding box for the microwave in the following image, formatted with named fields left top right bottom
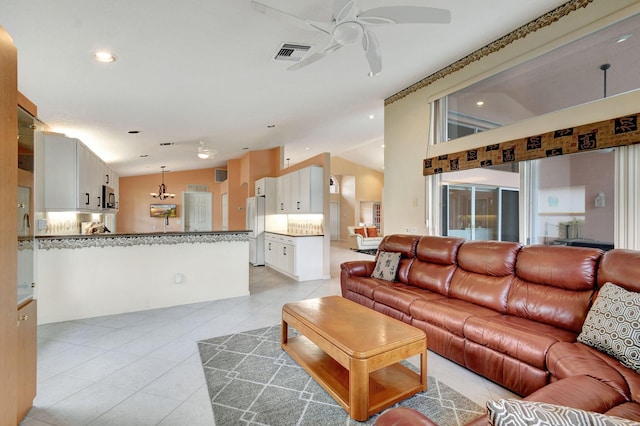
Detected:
left=102, top=185, right=116, bottom=209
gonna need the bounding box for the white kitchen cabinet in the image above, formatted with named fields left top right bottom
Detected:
left=42, top=133, right=106, bottom=212
left=264, top=232, right=323, bottom=281
left=255, top=177, right=276, bottom=214
left=275, top=166, right=324, bottom=214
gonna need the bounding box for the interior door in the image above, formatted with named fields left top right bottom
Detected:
left=182, top=192, right=212, bottom=232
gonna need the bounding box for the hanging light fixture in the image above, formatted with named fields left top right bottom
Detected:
left=197, top=141, right=217, bottom=160
left=150, top=166, right=175, bottom=200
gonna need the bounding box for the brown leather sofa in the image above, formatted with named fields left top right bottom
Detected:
left=340, top=234, right=640, bottom=424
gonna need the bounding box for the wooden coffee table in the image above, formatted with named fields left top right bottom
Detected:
left=281, top=296, right=427, bottom=421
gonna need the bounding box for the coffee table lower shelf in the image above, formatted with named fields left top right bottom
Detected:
left=283, top=335, right=424, bottom=420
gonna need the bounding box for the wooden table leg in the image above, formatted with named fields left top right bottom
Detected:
left=281, top=318, right=288, bottom=345
left=349, top=358, right=369, bottom=421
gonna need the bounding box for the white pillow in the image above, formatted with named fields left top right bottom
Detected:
left=577, top=282, right=640, bottom=373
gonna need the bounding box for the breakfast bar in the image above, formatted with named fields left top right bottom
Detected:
left=35, top=231, right=250, bottom=324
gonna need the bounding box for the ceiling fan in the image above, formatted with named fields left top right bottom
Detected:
left=159, top=141, right=218, bottom=160
left=250, top=0, right=451, bottom=76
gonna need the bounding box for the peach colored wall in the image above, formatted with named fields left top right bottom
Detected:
left=118, top=168, right=219, bottom=233
left=330, top=156, right=384, bottom=238
left=245, top=147, right=281, bottom=196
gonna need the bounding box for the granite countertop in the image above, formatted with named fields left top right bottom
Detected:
left=35, top=230, right=251, bottom=250
left=36, top=230, right=251, bottom=239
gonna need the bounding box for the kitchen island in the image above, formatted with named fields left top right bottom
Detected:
left=35, top=231, right=250, bottom=324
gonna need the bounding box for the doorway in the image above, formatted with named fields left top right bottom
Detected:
left=182, top=192, right=212, bottom=232
left=329, top=201, right=340, bottom=241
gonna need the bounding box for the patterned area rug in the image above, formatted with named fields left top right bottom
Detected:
left=354, top=248, right=378, bottom=256
left=198, top=325, right=485, bottom=425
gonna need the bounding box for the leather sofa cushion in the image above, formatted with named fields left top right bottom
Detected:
left=378, top=234, right=420, bottom=259
left=598, top=249, right=640, bottom=291
left=343, top=276, right=386, bottom=299
left=524, top=375, right=631, bottom=418
left=410, top=298, right=500, bottom=337
left=408, top=261, right=457, bottom=294
left=449, top=241, right=521, bottom=312
left=464, top=315, right=577, bottom=369
left=415, top=236, right=465, bottom=265
left=515, top=245, right=601, bottom=290
left=507, top=277, right=594, bottom=332
left=373, top=284, right=445, bottom=315
left=456, top=240, right=521, bottom=277
left=547, top=342, right=636, bottom=400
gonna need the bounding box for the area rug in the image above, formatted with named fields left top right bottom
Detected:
left=354, top=248, right=378, bottom=256
left=198, top=325, right=485, bottom=425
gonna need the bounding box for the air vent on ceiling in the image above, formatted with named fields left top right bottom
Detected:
left=273, top=42, right=312, bottom=62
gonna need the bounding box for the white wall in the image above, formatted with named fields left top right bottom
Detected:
left=36, top=240, right=249, bottom=324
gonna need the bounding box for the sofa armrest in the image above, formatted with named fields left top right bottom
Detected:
left=374, top=407, right=438, bottom=426
left=340, top=260, right=376, bottom=296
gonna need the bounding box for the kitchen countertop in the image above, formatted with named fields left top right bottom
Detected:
left=36, top=230, right=251, bottom=250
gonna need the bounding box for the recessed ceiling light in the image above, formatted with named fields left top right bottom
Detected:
left=305, top=147, right=310, bottom=151
left=369, top=114, right=375, bottom=120
left=476, top=101, right=485, bottom=107
left=616, top=34, right=631, bottom=43
left=94, top=51, right=117, bottom=63
left=381, top=144, right=385, bottom=148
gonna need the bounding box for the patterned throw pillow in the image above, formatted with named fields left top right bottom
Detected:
left=577, top=282, right=640, bottom=373
left=487, top=399, right=639, bottom=426
left=371, top=251, right=401, bottom=281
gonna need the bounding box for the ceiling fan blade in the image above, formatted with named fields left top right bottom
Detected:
left=287, top=42, right=343, bottom=71
left=335, top=0, right=356, bottom=22
left=250, top=1, right=330, bottom=34
left=358, top=6, right=451, bottom=25
left=362, top=30, right=382, bottom=77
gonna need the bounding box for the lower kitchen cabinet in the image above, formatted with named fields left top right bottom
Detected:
left=265, top=233, right=323, bottom=282
left=17, top=299, right=37, bottom=422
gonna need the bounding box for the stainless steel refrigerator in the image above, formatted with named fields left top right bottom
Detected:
left=246, top=196, right=265, bottom=266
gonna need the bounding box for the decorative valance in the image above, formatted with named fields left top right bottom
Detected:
left=423, top=113, right=639, bottom=176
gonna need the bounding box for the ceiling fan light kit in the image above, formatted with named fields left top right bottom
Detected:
left=251, top=0, right=451, bottom=76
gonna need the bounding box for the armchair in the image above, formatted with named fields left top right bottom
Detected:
left=348, top=226, right=383, bottom=251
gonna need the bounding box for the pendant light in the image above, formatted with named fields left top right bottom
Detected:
left=150, top=166, right=175, bottom=200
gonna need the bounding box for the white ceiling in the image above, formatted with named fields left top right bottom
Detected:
left=2, top=0, right=569, bottom=176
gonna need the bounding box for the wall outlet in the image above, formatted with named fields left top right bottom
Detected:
left=411, top=227, right=417, bottom=233
left=403, top=227, right=409, bottom=233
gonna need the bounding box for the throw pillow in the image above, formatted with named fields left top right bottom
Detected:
left=366, top=226, right=378, bottom=237
left=353, top=227, right=366, bottom=237
left=577, top=282, right=640, bottom=373
left=371, top=251, right=401, bottom=281
left=487, top=399, right=639, bottom=426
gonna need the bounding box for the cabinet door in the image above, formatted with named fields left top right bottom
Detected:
left=43, top=134, right=78, bottom=210
left=289, top=170, right=301, bottom=212
left=76, top=142, right=93, bottom=209
left=283, top=243, right=295, bottom=275
left=276, top=176, right=287, bottom=213
left=16, top=300, right=36, bottom=422
left=299, top=166, right=323, bottom=213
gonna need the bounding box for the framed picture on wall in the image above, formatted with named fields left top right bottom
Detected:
left=150, top=204, right=177, bottom=217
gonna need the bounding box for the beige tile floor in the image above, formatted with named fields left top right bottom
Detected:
left=21, top=241, right=516, bottom=426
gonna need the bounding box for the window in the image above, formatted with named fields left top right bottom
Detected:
left=443, top=12, right=640, bottom=142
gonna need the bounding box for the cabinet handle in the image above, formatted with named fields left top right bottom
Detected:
left=280, top=202, right=284, bottom=211
left=297, top=201, right=301, bottom=210
left=85, top=193, right=90, bottom=205
left=97, top=196, right=101, bottom=207
left=106, top=174, right=110, bottom=184
left=17, top=315, right=28, bottom=327
left=268, top=243, right=271, bottom=250
left=283, top=246, right=287, bottom=255
left=31, top=282, right=36, bottom=288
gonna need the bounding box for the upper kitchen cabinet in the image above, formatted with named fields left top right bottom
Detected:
left=41, top=132, right=111, bottom=212
left=255, top=177, right=277, bottom=214
left=281, top=166, right=323, bottom=214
